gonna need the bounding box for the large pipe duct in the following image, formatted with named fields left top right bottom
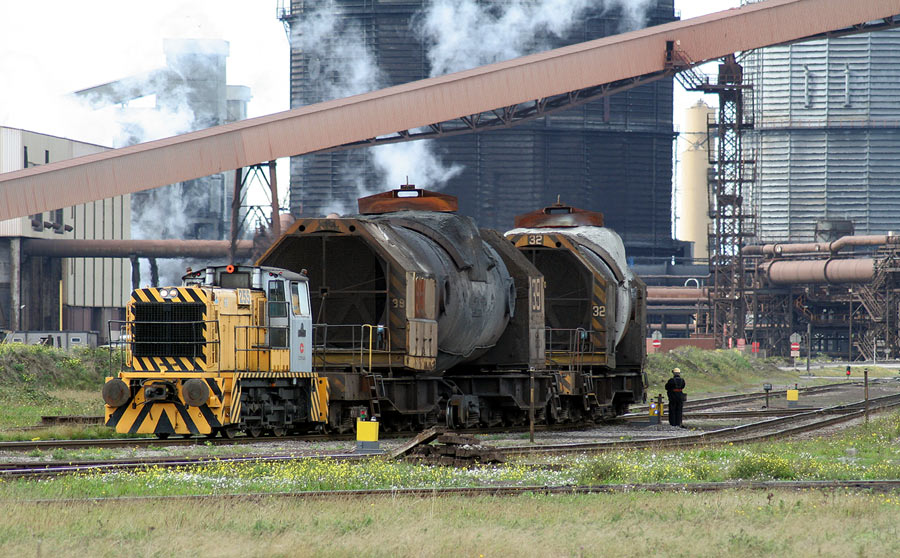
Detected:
left=646, top=287, right=708, bottom=302
left=743, top=235, right=900, bottom=256
left=760, top=259, right=876, bottom=285
left=22, top=239, right=253, bottom=259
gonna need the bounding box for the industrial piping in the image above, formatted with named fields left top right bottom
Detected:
left=742, top=235, right=900, bottom=256
left=759, top=259, right=876, bottom=285
left=22, top=239, right=253, bottom=259
left=646, top=287, right=708, bottom=302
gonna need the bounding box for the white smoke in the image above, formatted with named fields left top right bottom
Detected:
left=73, top=56, right=218, bottom=287
left=419, top=0, right=653, bottom=77
left=291, top=1, right=462, bottom=214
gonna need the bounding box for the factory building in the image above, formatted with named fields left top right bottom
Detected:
left=0, top=127, right=130, bottom=338
left=280, top=0, right=679, bottom=258
left=1, top=40, right=253, bottom=343
left=75, top=39, right=251, bottom=242
left=746, top=27, right=900, bottom=242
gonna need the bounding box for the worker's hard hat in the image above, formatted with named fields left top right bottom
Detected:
left=672, top=367, right=681, bottom=375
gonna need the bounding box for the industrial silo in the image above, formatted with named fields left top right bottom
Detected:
left=676, top=99, right=714, bottom=261
left=745, top=27, right=900, bottom=242
left=281, top=0, right=678, bottom=258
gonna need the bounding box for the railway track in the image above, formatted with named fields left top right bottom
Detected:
left=18, top=479, right=900, bottom=504
left=0, top=424, right=568, bottom=452
left=629, top=380, right=875, bottom=415
left=500, top=391, right=900, bottom=457
left=0, top=451, right=363, bottom=479
left=5, top=392, right=900, bottom=480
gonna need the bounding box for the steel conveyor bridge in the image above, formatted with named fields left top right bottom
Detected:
left=2, top=0, right=899, bottom=221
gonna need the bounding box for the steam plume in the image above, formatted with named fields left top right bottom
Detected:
left=419, top=0, right=653, bottom=77
left=290, top=1, right=462, bottom=214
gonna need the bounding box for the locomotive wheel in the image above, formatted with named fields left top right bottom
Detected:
left=248, top=427, right=263, bottom=438
left=271, top=427, right=286, bottom=437
left=218, top=427, right=236, bottom=439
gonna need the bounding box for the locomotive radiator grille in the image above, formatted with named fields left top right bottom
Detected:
left=126, top=287, right=212, bottom=370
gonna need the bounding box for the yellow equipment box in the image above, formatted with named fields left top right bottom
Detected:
left=356, top=419, right=380, bottom=442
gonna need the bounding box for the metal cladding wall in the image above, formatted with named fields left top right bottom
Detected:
left=286, top=0, right=677, bottom=256
left=746, top=28, right=900, bottom=242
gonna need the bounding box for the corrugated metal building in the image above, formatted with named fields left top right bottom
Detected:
left=0, top=127, right=130, bottom=337
left=746, top=27, right=900, bottom=242
left=283, top=0, right=678, bottom=257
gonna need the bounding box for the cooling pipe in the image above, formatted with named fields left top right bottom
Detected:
left=646, top=287, right=708, bottom=302
left=743, top=235, right=900, bottom=256
left=22, top=239, right=253, bottom=259
left=760, top=259, right=876, bottom=285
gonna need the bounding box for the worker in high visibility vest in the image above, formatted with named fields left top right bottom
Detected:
left=665, top=368, right=686, bottom=427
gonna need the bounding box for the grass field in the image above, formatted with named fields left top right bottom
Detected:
left=1, top=490, right=898, bottom=557
left=645, top=346, right=900, bottom=395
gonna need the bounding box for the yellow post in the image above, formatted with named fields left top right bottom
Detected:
left=356, top=418, right=381, bottom=454
left=59, top=280, right=63, bottom=331
left=361, top=324, right=374, bottom=371
left=649, top=400, right=661, bottom=424
left=786, top=389, right=799, bottom=408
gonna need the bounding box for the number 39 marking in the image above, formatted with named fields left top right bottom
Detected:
left=592, top=305, right=606, bottom=318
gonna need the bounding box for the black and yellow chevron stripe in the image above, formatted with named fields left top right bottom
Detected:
left=236, top=371, right=319, bottom=379
left=130, top=286, right=209, bottom=304
left=106, top=401, right=221, bottom=436
left=131, top=356, right=206, bottom=372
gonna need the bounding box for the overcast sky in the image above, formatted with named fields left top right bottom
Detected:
left=0, top=0, right=739, bottom=193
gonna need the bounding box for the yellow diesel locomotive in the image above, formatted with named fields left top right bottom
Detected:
left=102, top=265, right=328, bottom=438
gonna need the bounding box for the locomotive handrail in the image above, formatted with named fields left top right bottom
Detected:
left=313, top=323, right=398, bottom=369
left=233, top=324, right=290, bottom=373
left=544, top=327, right=606, bottom=370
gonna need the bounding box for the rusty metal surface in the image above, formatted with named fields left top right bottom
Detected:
left=22, top=239, right=252, bottom=258
left=760, top=258, right=876, bottom=284
left=2, top=0, right=899, bottom=221
left=357, top=185, right=458, bottom=214
left=513, top=201, right=604, bottom=228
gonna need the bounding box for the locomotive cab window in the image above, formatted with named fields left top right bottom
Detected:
left=291, top=281, right=310, bottom=316
left=270, top=327, right=289, bottom=348
left=268, top=280, right=288, bottom=318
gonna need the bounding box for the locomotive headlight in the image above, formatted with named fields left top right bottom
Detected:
left=182, top=379, right=210, bottom=407
left=159, top=288, right=171, bottom=298
left=102, top=378, right=130, bottom=407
